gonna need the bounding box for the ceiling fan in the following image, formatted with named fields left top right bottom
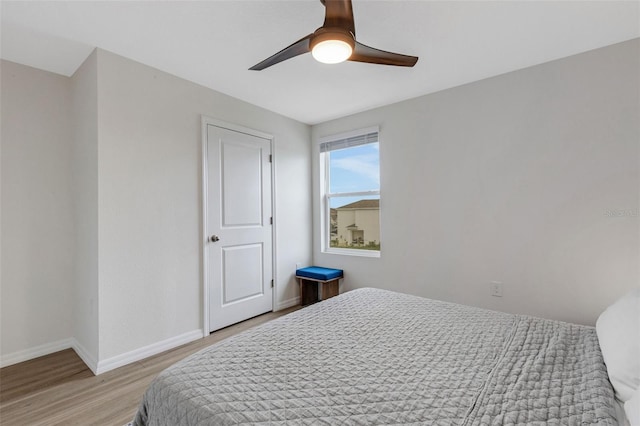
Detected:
left=249, top=0, right=418, bottom=71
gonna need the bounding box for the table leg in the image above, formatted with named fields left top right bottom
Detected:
left=299, top=279, right=319, bottom=306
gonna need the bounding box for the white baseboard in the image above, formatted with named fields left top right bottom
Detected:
left=1, top=331, right=205, bottom=375
left=0, top=338, right=74, bottom=368
left=95, top=329, right=204, bottom=375
left=71, top=339, right=98, bottom=375
left=275, top=296, right=300, bottom=311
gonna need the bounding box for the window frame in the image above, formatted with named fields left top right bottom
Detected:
left=319, top=126, right=381, bottom=258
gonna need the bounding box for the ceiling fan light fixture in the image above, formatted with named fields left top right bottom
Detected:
left=312, top=39, right=353, bottom=64
left=310, top=28, right=355, bottom=64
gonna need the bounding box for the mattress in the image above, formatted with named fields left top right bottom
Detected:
left=133, top=288, right=618, bottom=425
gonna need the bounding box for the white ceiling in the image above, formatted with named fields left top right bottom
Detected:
left=2, top=1, right=638, bottom=125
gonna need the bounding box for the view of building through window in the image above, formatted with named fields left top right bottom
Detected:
left=330, top=197, right=380, bottom=250
left=325, top=140, right=380, bottom=251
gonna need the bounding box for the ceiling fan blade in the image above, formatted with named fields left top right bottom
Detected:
left=321, top=0, right=355, bottom=36
left=349, top=41, right=418, bottom=67
left=249, top=34, right=313, bottom=70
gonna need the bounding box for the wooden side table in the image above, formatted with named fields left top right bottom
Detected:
left=295, top=266, right=344, bottom=306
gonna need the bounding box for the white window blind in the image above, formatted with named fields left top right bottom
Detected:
left=320, top=131, right=378, bottom=153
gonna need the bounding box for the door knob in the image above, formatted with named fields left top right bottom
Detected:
left=210, top=235, right=220, bottom=242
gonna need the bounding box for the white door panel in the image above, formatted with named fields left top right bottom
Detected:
left=222, top=243, right=263, bottom=305
left=206, top=124, right=273, bottom=332
left=221, top=142, right=263, bottom=227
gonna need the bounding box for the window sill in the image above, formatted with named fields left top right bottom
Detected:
left=322, top=248, right=380, bottom=258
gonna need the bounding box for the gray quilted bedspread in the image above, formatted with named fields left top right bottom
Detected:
left=133, top=288, right=618, bottom=425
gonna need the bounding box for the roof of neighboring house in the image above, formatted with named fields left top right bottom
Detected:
left=336, top=199, right=380, bottom=210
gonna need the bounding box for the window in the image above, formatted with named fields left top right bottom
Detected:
left=320, top=127, right=380, bottom=256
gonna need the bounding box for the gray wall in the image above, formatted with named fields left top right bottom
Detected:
left=1, top=60, right=74, bottom=362
left=70, top=51, right=100, bottom=366
left=312, top=39, right=640, bottom=325
left=0, top=50, right=313, bottom=371
left=95, top=49, right=312, bottom=362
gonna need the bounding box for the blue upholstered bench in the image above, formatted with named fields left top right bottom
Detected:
left=295, top=266, right=344, bottom=306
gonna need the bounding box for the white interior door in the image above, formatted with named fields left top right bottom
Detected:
left=206, top=123, right=273, bottom=332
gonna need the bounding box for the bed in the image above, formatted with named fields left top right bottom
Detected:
left=133, top=288, right=626, bottom=425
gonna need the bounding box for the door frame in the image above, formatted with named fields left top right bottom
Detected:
left=201, top=116, right=277, bottom=335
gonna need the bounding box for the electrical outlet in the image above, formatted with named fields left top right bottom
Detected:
left=491, top=281, right=503, bottom=297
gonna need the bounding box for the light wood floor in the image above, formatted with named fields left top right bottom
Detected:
left=0, top=307, right=299, bottom=426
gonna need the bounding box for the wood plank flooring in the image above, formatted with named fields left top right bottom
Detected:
left=0, top=307, right=299, bottom=426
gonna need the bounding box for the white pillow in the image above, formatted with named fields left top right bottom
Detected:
left=626, top=388, right=640, bottom=426
left=596, top=288, right=640, bottom=402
